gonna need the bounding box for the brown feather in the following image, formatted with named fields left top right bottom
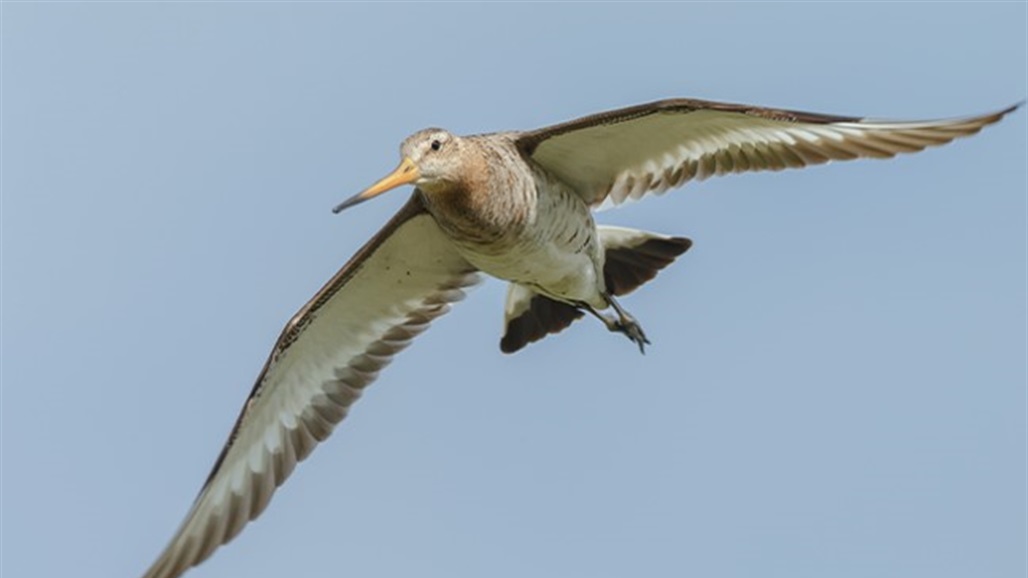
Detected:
left=500, top=295, right=584, bottom=353
left=604, top=237, right=692, bottom=296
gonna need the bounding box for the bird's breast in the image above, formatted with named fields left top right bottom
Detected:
left=422, top=183, right=525, bottom=247
left=427, top=171, right=604, bottom=304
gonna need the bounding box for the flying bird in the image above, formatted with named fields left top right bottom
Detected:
left=139, top=97, right=1018, bottom=578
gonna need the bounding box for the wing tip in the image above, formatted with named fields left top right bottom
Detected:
left=1001, top=100, right=1024, bottom=118
left=851, top=100, right=1023, bottom=129
left=968, top=100, right=1022, bottom=125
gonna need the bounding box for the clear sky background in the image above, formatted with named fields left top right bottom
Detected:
left=3, top=3, right=1025, bottom=578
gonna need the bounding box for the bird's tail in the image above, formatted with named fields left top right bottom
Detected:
left=499, top=227, right=691, bottom=353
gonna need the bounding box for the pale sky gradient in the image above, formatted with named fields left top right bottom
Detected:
left=3, top=3, right=1026, bottom=578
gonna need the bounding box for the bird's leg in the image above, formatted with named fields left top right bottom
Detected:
left=606, top=294, right=650, bottom=354
left=579, top=295, right=650, bottom=354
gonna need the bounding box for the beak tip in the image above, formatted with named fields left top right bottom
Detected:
left=331, top=197, right=360, bottom=215
left=334, top=157, right=419, bottom=216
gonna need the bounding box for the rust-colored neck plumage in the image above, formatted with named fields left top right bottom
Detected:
left=420, top=134, right=535, bottom=246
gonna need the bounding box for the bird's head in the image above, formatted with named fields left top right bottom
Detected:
left=333, top=128, right=463, bottom=214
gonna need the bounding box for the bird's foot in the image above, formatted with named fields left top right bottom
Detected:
left=612, top=315, right=649, bottom=354
left=580, top=295, right=650, bottom=355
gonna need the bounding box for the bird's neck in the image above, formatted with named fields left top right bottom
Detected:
left=423, top=142, right=534, bottom=245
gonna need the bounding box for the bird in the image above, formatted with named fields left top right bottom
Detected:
left=139, top=97, right=1018, bottom=578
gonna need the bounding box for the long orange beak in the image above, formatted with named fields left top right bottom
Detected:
left=333, top=157, right=420, bottom=214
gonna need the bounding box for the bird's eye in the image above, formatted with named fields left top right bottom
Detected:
left=430, top=140, right=442, bottom=151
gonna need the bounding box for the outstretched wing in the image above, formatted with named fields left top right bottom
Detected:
left=141, top=193, right=479, bottom=578
left=516, top=98, right=1019, bottom=209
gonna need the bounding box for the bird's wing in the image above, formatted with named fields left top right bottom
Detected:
left=515, top=98, right=1019, bottom=209
left=141, top=193, right=480, bottom=578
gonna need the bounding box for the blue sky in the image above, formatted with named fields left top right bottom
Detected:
left=3, top=3, right=1025, bottom=578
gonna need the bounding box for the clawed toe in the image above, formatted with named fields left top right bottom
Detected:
left=613, top=318, right=649, bottom=354
left=579, top=295, right=652, bottom=354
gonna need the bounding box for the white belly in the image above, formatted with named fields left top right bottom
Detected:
left=462, top=238, right=601, bottom=302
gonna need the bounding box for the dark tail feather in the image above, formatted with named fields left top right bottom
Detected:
left=603, top=236, right=692, bottom=296
left=500, top=294, right=584, bottom=354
